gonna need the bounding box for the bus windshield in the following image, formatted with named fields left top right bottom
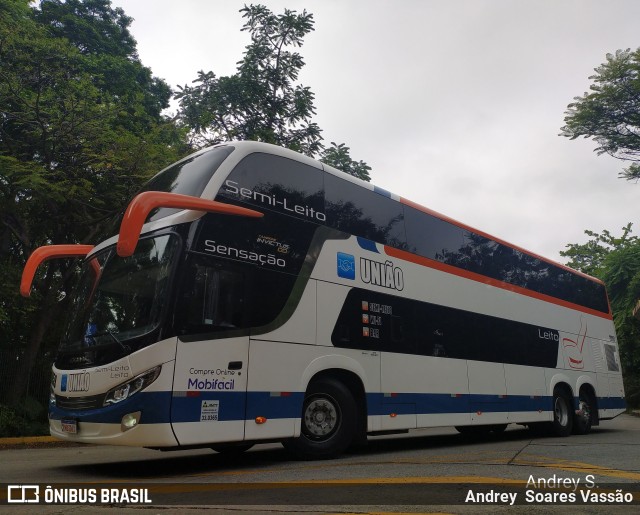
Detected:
left=61, top=235, right=178, bottom=354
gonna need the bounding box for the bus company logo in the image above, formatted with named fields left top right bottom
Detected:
left=61, top=372, right=90, bottom=392
left=360, top=258, right=404, bottom=291
left=337, top=252, right=356, bottom=280
left=562, top=318, right=587, bottom=370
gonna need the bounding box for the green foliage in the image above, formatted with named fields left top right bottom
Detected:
left=0, top=0, right=188, bottom=405
left=177, top=4, right=371, bottom=181
left=562, top=225, right=640, bottom=407
left=177, top=4, right=321, bottom=155
left=0, top=399, right=48, bottom=437
left=560, top=48, right=640, bottom=181
left=320, top=142, right=372, bottom=182
left=560, top=223, right=637, bottom=276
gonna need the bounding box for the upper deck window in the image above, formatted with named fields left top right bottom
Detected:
left=217, top=152, right=325, bottom=222
left=143, top=146, right=234, bottom=221
left=324, top=173, right=406, bottom=248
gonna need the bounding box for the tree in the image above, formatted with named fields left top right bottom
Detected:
left=0, top=0, right=187, bottom=406
left=177, top=4, right=371, bottom=181
left=320, top=142, right=371, bottom=182
left=561, top=225, right=640, bottom=406
left=560, top=48, right=640, bottom=181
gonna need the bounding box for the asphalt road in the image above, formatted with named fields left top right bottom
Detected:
left=1, top=415, right=639, bottom=514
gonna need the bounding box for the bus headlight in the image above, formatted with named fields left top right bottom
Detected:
left=104, top=365, right=162, bottom=406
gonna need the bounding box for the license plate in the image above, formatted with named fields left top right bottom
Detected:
left=61, top=419, right=77, bottom=434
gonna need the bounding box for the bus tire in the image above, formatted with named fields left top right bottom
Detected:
left=283, top=377, right=356, bottom=460
left=573, top=390, right=594, bottom=435
left=552, top=389, right=573, bottom=437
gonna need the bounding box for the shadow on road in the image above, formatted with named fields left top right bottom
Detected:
left=49, top=424, right=617, bottom=480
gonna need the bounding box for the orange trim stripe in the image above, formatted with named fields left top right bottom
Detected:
left=384, top=245, right=613, bottom=320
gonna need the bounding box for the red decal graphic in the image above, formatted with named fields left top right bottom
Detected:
left=562, top=318, right=587, bottom=370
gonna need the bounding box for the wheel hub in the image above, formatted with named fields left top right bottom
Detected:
left=304, top=398, right=338, bottom=437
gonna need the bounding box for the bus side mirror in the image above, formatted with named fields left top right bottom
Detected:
left=20, top=245, right=94, bottom=297
left=116, top=191, right=264, bottom=258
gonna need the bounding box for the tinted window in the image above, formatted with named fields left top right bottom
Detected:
left=143, top=146, right=234, bottom=221
left=217, top=152, right=325, bottom=223
left=324, top=174, right=406, bottom=248
left=332, top=288, right=559, bottom=368
left=404, top=205, right=465, bottom=260
left=404, top=206, right=608, bottom=313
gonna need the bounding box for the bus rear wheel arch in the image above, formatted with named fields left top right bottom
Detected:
left=283, top=376, right=358, bottom=460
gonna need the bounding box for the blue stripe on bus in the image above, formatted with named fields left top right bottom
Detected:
left=49, top=391, right=626, bottom=424
left=598, top=396, right=627, bottom=410
left=357, top=237, right=379, bottom=253
left=49, top=391, right=172, bottom=424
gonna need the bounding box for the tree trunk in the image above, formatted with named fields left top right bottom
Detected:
left=6, top=276, right=62, bottom=407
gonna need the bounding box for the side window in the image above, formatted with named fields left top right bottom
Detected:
left=404, top=205, right=466, bottom=262
left=217, top=152, right=325, bottom=223
left=324, top=173, right=406, bottom=248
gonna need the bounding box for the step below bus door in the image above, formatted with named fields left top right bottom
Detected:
left=170, top=336, right=249, bottom=446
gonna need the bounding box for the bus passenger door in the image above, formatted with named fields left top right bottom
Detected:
left=171, top=337, right=249, bottom=446
left=170, top=260, right=250, bottom=446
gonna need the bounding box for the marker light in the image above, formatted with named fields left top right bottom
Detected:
left=255, top=416, right=267, bottom=425
left=104, top=366, right=161, bottom=406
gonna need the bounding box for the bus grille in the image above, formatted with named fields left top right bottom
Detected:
left=55, top=394, right=104, bottom=410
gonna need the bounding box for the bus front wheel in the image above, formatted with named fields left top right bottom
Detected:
left=283, top=377, right=356, bottom=460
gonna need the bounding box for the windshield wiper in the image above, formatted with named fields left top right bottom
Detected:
left=103, top=330, right=130, bottom=353
left=84, top=330, right=130, bottom=354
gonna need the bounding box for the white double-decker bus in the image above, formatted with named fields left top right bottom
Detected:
left=22, top=141, right=626, bottom=459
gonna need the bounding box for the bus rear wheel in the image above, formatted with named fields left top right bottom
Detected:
left=283, top=377, right=356, bottom=460
left=551, top=389, right=573, bottom=437
left=573, top=390, right=595, bottom=435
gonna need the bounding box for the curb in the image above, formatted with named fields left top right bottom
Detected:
left=0, top=435, right=85, bottom=450
left=0, top=435, right=58, bottom=445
